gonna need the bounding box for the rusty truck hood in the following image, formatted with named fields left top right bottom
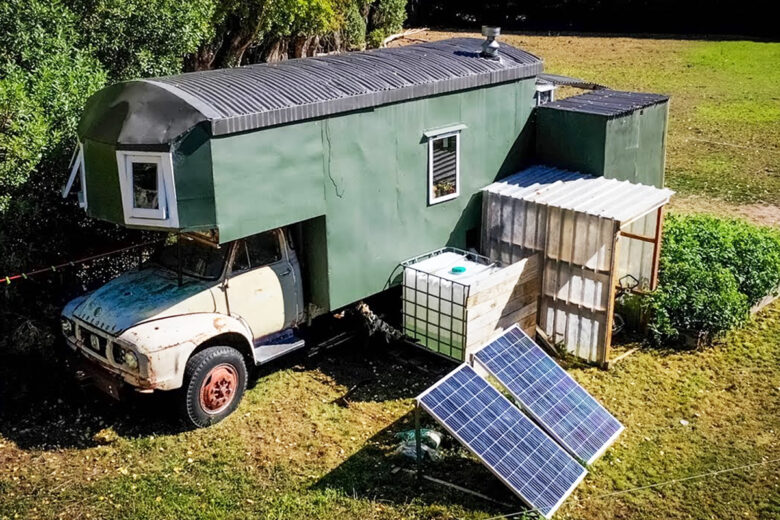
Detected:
left=72, top=267, right=218, bottom=335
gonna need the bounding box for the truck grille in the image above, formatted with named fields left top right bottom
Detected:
left=78, top=325, right=108, bottom=358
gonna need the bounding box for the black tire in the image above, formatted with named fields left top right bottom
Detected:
left=179, top=346, right=248, bottom=429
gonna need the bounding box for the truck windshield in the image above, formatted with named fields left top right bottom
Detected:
left=151, top=239, right=228, bottom=281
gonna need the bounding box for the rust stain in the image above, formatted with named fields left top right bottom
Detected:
left=213, top=317, right=227, bottom=331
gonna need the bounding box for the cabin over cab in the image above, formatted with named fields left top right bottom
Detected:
left=66, top=35, right=673, bottom=365
left=69, top=38, right=544, bottom=312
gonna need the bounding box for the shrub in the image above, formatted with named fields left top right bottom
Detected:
left=366, top=0, right=407, bottom=47
left=646, top=214, right=780, bottom=345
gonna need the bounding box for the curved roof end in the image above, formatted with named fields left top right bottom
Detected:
left=78, top=80, right=210, bottom=147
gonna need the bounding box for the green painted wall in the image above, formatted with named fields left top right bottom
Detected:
left=83, top=139, right=124, bottom=223
left=604, top=102, right=668, bottom=188
left=82, top=131, right=217, bottom=231
left=210, top=79, right=536, bottom=309
left=172, top=126, right=216, bottom=230
left=536, top=110, right=607, bottom=175
left=535, top=100, right=668, bottom=188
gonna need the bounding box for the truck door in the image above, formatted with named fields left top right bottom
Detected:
left=226, top=229, right=300, bottom=340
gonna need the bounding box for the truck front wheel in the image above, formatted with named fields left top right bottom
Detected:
left=179, top=346, right=248, bottom=428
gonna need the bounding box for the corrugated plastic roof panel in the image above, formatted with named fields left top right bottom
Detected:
left=538, top=90, right=668, bottom=118
left=483, top=165, right=674, bottom=224
left=147, top=38, right=542, bottom=136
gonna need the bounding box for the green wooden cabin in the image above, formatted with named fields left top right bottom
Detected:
left=71, top=37, right=668, bottom=313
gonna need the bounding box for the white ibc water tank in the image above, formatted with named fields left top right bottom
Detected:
left=402, top=250, right=500, bottom=357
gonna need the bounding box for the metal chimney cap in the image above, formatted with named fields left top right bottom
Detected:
left=482, top=26, right=501, bottom=37
left=481, top=26, right=501, bottom=60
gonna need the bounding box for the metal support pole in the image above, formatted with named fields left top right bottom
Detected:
left=415, top=403, right=423, bottom=480
left=176, top=233, right=183, bottom=287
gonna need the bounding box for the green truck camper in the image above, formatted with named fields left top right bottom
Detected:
left=60, top=35, right=671, bottom=427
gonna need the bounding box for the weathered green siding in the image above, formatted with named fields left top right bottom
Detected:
left=210, top=79, right=536, bottom=309
left=210, top=121, right=327, bottom=241
left=172, top=127, right=216, bottom=230
left=82, top=133, right=218, bottom=231
left=603, top=103, right=668, bottom=188
left=83, top=139, right=124, bottom=224
left=535, top=100, right=668, bottom=188
left=535, top=110, right=607, bottom=175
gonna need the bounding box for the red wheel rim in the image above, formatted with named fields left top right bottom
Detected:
left=199, top=363, right=238, bottom=414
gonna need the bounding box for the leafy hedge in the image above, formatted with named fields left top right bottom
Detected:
left=646, top=215, right=780, bottom=346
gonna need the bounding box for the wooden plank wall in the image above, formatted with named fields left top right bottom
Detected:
left=482, top=190, right=619, bottom=364
left=464, top=253, right=540, bottom=360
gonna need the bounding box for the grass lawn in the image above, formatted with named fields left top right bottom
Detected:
left=0, top=303, right=778, bottom=519
left=2, top=33, right=779, bottom=520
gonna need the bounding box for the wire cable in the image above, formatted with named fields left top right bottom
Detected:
left=2, top=239, right=164, bottom=285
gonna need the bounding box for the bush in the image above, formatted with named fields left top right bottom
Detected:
left=646, top=214, right=780, bottom=345
left=366, top=0, right=407, bottom=47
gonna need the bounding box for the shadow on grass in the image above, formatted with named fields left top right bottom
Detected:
left=311, top=410, right=530, bottom=517
left=0, top=346, right=184, bottom=450
left=0, top=339, right=340, bottom=451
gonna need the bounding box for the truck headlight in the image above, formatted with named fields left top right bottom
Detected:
left=112, top=344, right=139, bottom=370
left=124, top=350, right=139, bottom=370
left=61, top=318, right=74, bottom=336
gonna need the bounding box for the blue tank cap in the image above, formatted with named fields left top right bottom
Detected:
left=451, top=266, right=466, bottom=274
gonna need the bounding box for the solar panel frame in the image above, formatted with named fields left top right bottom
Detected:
left=472, top=325, right=625, bottom=465
left=417, top=364, right=587, bottom=518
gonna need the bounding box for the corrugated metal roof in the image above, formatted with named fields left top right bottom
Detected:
left=537, top=90, right=668, bottom=118
left=483, top=165, right=674, bottom=224
left=144, top=38, right=542, bottom=136
left=536, top=73, right=606, bottom=90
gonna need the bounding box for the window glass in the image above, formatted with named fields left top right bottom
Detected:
left=152, top=239, right=228, bottom=280
left=431, top=134, right=458, bottom=201
left=132, top=162, right=159, bottom=209
left=231, top=242, right=251, bottom=273
left=246, top=231, right=282, bottom=267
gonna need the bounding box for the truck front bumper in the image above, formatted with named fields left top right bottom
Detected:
left=64, top=335, right=153, bottom=397
left=73, top=355, right=126, bottom=400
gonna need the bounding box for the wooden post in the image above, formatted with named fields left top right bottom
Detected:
left=650, top=206, right=665, bottom=291
left=601, top=220, right=622, bottom=368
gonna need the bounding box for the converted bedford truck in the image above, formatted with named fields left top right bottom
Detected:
left=60, top=34, right=672, bottom=427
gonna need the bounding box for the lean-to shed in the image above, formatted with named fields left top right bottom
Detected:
left=482, top=165, right=674, bottom=364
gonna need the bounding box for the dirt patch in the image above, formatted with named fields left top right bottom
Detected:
left=670, top=195, right=780, bottom=228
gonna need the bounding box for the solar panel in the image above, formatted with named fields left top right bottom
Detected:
left=473, top=326, right=624, bottom=465
left=418, top=364, right=586, bottom=518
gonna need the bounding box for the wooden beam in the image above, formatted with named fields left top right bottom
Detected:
left=605, top=347, right=640, bottom=369
left=650, top=206, right=665, bottom=291
left=619, top=230, right=656, bottom=243
left=601, top=220, right=622, bottom=368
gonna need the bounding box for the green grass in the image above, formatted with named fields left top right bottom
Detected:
left=1, top=301, right=779, bottom=519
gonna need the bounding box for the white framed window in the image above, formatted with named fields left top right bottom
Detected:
left=62, top=143, right=87, bottom=209
left=116, top=150, right=179, bottom=227
left=427, top=129, right=461, bottom=205
left=534, top=84, right=556, bottom=106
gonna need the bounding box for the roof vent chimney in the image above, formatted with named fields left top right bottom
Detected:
left=480, top=26, right=501, bottom=60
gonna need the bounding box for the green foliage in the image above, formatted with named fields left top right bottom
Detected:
left=68, top=0, right=217, bottom=80
left=647, top=214, right=780, bottom=345
left=341, top=0, right=369, bottom=50
left=0, top=0, right=106, bottom=214
left=366, top=0, right=406, bottom=46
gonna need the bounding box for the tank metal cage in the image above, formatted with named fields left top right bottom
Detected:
left=401, top=247, right=495, bottom=361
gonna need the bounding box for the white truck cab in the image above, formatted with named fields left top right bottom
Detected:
left=61, top=228, right=313, bottom=427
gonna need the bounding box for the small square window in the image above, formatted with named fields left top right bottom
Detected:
left=131, top=162, right=159, bottom=210
left=428, top=133, right=460, bottom=204
left=116, top=151, right=178, bottom=227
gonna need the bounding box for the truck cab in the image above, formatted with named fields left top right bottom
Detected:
left=61, top=228, right=308, bottom=427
